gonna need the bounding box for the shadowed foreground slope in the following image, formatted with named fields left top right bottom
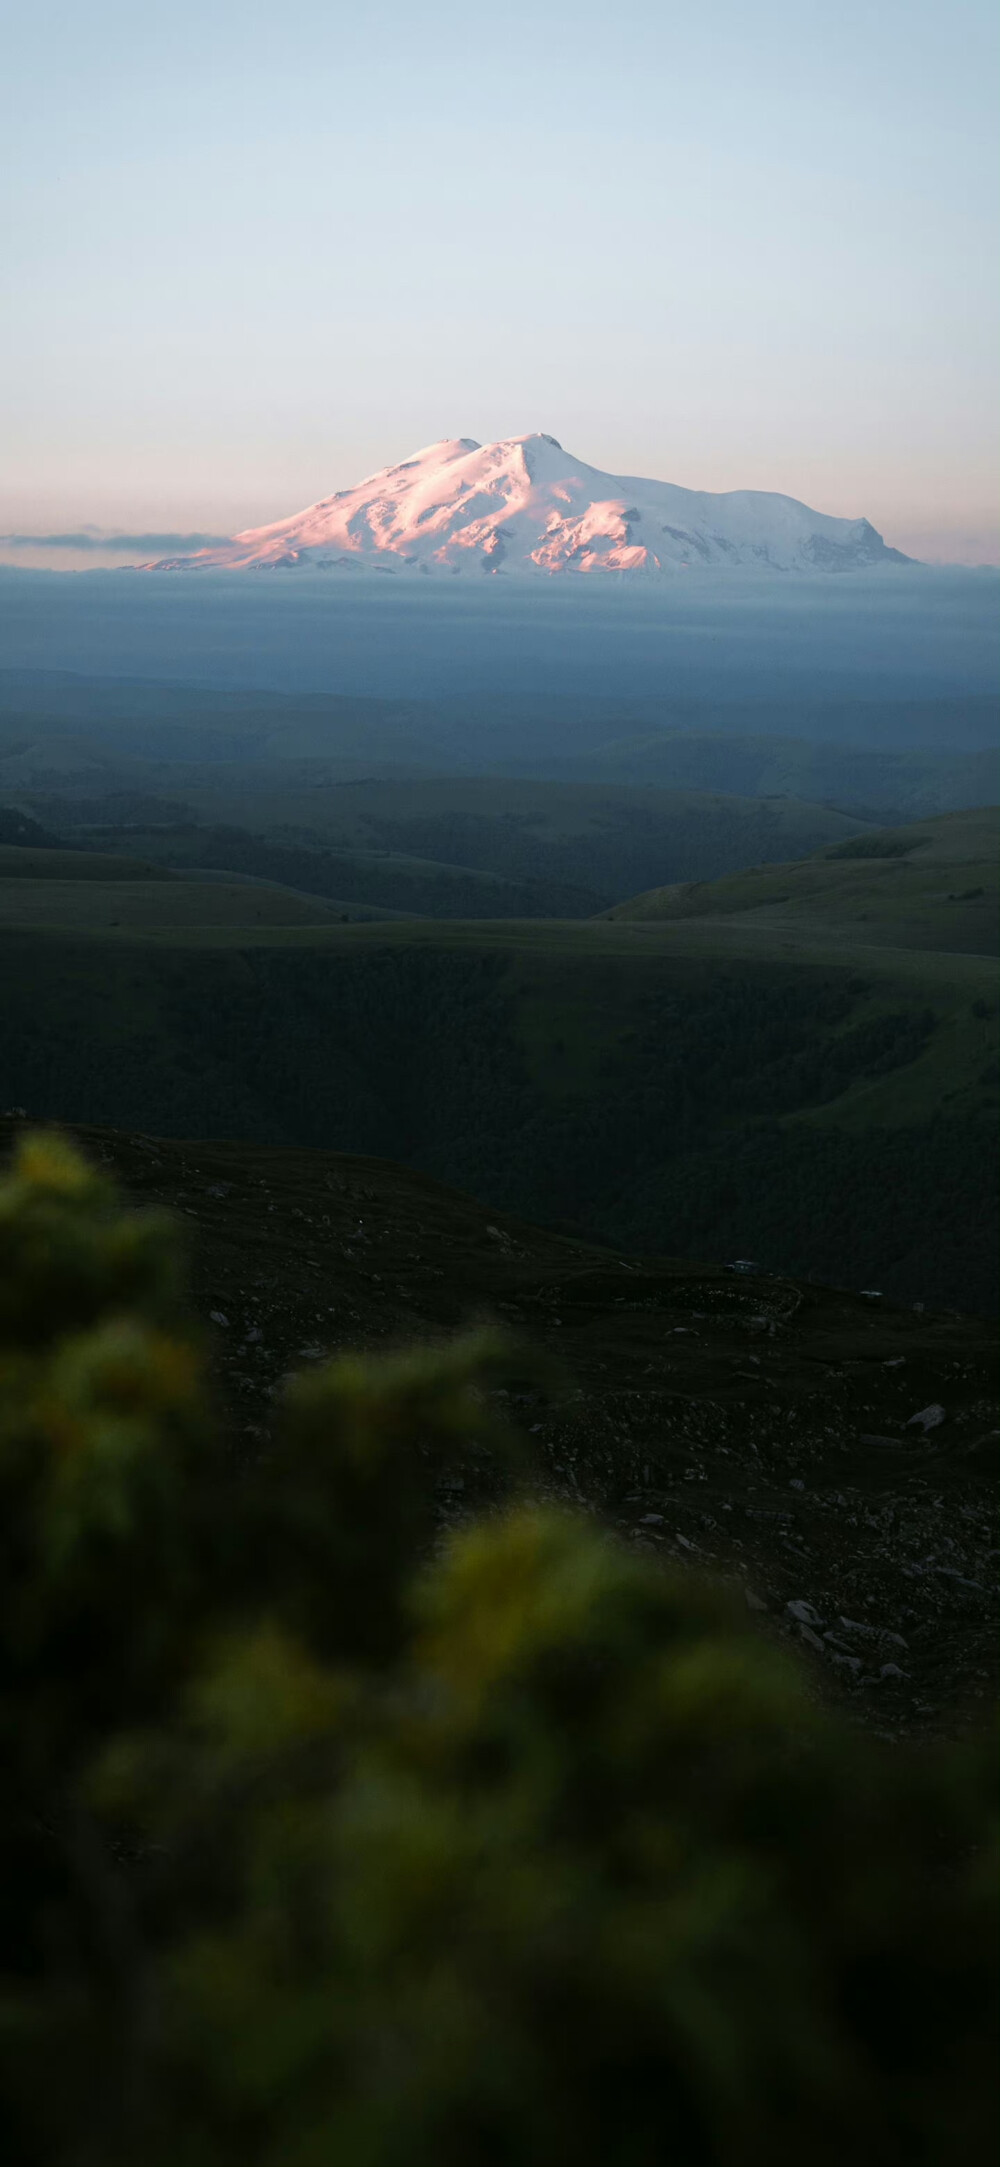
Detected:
left=5, top=1115, right=993, bottom=1740
left=0, top=1127, right=995, bottom=2167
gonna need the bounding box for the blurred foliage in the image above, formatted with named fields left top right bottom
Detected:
left=0, top=1134, right=995, bottom=2166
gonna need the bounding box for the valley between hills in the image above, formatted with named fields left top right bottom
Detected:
left=0, top=801, right=996, bottom=1312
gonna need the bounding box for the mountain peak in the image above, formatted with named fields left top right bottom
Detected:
left=148, top=436, right=910, bottom=577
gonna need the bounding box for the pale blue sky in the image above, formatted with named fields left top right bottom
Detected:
left=2, top=0, right=997, bottom=562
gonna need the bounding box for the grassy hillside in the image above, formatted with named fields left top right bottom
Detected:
left=0, top=841, right=172, bottom=881
left=607, top=807, right=1000, bottom=955
left=0, top=833, right=415, bottom=925
left=0, top=900, right=995, bottom=1311
left=0, top=877, right=371, bottom=932
left=1, top=778, right=995, bottom=1311
left=71, top=822, right=606, bottom=919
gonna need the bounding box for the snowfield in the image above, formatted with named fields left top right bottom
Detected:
left=149, top=433, right=911, bottom=577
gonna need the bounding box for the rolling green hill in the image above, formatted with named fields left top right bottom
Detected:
left=0, top=887, right=995, bottom=1310
left=0, top=875, right=366, bottom=932
left=9, top=775, right=873, bottom=919
left=606, top=807, right=1000, bottom=956
left=158, top=776, right=869, bottom=898
left=0, top=841, right=172, bottom=882
left=71, top=822, right=606, bottom=920
left=0, top=835, right=414, bottom=926
left=1, top=771, right=995, bottom=1311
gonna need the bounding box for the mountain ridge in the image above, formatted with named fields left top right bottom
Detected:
left=149, top=433, right=912, bottom=578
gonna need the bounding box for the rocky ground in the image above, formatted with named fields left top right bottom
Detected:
left=6, top=1115, right=996, bottom=1740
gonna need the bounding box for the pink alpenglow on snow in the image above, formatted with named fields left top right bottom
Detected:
left=148, top=434, right=912, bottom=577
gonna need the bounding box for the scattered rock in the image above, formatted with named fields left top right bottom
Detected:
left=907, top=1404, right=946, bottom=1432
left=835, top=1618, right=911, bottom=1650
left=786, top=1599, right=824, bottom=1627
left=965, top=1434, right=1000, bottom=1468
left=209, top=1311, right=230, bottom=1328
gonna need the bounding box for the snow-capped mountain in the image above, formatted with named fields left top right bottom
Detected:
left=150, top=434, right=910, bottom=577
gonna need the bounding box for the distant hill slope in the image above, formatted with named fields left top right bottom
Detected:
left=2, top=672, right=995, bottom=815
left=0, top=806, right=65, bottom=848
left=7, top=774, right=871, bottom=917
left=0, top=668, right=451, bottom=760
left=605, top=808, right=1000, bottom=956
left=0, top=841, right=172, bottom=882
left=146, top=777, right=870, bottom=904
left=545, top=730, right=1000, bottom=815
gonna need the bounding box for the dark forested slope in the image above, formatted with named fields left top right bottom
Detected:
left=1, top=916, right=994, bottom=1312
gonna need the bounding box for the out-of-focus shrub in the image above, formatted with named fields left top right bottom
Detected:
left=0, top=1133, right=995, bottom=2166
